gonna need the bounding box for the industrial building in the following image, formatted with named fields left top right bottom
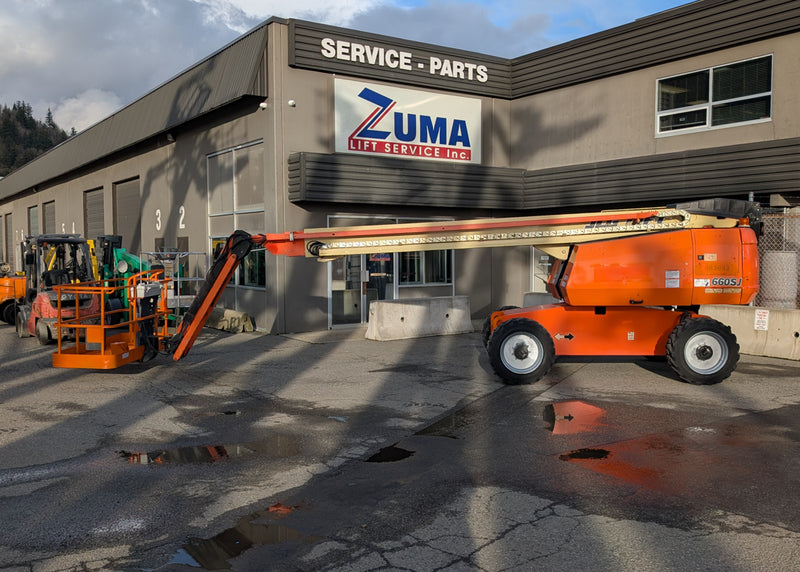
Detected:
left=1, top=0, right=798, bottom=332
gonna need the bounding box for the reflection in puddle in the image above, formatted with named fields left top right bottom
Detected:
left=365, top=444, right=415, bottom=463
left=543, top=401, right=608, bottom=434
left=121, top=445, right=234, bottom=465
left=120, top=435, right=302, bottom=465
left=170, top=504, right=320, bottom=570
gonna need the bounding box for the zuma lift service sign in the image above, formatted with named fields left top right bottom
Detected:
left=335, top=78, right=482, bottom=163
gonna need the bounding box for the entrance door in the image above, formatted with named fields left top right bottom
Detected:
left=331, top=254, right=364, bottom=326
left=330, top=252, right=395, bottom=326
left=328, top=216, right=397, bottom=327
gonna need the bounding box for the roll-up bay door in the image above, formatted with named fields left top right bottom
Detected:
left=113, top=178, right=141, bottom=254
left=43, top=201, right=56, bottom=234
left=4, top=214, right=13, bottom=269
left=84, top=188, right=105, bottom=242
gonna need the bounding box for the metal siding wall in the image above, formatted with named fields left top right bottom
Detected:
left=289, top=21, right=511, bottom=98
left=289, top=139, right=800, bottom=214
left=522, top=138, right=800, bottom=209
left=288, top=153, right=524, bottom=209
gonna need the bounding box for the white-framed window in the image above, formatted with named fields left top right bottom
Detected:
left=327, top=214, right=455, bottom=289
left=398, top=249, right=453, bottom=286
left=656, top=55, right=772, bottom=135
left=207, top=140, right=265, bottom=288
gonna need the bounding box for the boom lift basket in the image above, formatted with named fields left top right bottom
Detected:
left=51, top=269, right=172, bottom=369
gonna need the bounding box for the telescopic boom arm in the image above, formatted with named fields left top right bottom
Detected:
left=168, top=204, right=753, bottom=361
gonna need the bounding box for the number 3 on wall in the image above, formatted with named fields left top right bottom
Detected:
left=155, top=206, right=186, bottom=231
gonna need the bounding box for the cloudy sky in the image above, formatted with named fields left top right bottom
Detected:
left=1, top=0, right=687, bottom=133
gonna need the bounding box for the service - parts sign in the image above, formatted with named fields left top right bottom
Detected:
left=335, top=78, right=482, bottom=163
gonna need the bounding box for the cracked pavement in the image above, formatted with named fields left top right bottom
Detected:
left=0, top=325, right=799, bottom=571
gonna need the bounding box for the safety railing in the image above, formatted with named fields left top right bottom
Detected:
left=51, top=269, right=172, bottom=369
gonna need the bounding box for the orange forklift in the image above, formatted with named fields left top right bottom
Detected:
left=52, top=198, right=760, bottom=386
left=0, top=262, right=25, bottom=325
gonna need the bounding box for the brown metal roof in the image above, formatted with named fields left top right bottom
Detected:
left=0, top=20, right=271, bottom=201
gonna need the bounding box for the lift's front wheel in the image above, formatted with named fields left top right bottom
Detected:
left=488, top=318, right=555, bottom=384
left=666, top=317, right=739, bottom=385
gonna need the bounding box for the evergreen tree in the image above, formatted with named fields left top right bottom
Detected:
left=0, top=101, right=69, bottom=178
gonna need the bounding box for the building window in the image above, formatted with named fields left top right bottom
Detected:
left=657, top=55, right=772, bottom=134
left=399, top=249, right=453, bottom=285
left=207, top=141, right=265, bottom=288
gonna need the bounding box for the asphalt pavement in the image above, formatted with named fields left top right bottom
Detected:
left=0, top=323, right=798, bottom=571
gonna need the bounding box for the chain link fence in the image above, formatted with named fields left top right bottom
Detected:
left=756, top=208, right=800, bottom=309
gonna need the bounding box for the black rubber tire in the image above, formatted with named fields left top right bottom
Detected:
left=488, top=318, right=555, bottom=385
left=36, top=320, right=52, bottom=345
left=666, top=317, right=738, bottom=385
left=481, top=306, right=519, bottom=348
left=1, top=302, right=15, bottom=325
left=16, top=308, right=31, bottom=338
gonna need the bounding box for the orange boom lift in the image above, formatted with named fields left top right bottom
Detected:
left=54, top=198, right=760, bottom=386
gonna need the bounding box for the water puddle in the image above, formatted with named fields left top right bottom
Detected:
left=119, top=435, right=302, bottom=465
left=559, top=448, right=610, bottom=460
left=167, top=502, right=320, bottom=570
left=543, top=401, right=608, bottom=434
left=365, top=444, right=414, bottom=463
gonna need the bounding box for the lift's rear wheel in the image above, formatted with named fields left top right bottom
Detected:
left=16, top=307, right=31, bottom=338
left=481, top=306, right=519, bottom=348
left=488, top=318, right=555, bottom=384
left=666, top=317, right=738, bottom=385
left=1, top=303, right=15, bottom=325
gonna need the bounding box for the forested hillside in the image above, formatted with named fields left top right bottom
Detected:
left=0, top=101, right=71, bottom=178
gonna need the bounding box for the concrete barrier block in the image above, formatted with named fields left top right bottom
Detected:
left=205, top=307, right=255, bottom=333
left=522, top=292, right=560, bottom=307
left=699, top=304, right=800, bottom=361
left=366, top=296, right=473, bottom=341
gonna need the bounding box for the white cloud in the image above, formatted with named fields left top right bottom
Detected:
left=53, top=89, right=123, bottom=133
left=0, top=0, right=687, bottom=131
left=222, top=0, right=379, bottom=25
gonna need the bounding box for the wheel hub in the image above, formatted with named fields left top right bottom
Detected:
left=513, top=342, right=529, bottom=360
left=695, top=345, right=714, bottom=361
left=685, top=331, right=728, bottom=375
